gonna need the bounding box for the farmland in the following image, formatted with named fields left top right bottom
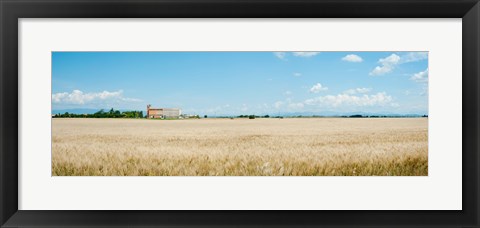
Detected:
left=52, top=118, right=428, bottom=176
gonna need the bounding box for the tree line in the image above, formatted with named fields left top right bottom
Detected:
left=53, top=108, right=144, bottom=118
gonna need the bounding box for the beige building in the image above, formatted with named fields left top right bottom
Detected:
left=147, top=104, right=181, bottom=119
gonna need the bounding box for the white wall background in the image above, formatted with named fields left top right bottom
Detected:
left=19, top=19, right=462, bottom=210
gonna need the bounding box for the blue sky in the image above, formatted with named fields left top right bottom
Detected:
left=52, top=51, right=428, bottom=116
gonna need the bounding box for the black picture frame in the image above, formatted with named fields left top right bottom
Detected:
left=1, top=0, right=479, bottom=227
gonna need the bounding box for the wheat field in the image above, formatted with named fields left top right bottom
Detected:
left=52, top=118, right=428, bottom=176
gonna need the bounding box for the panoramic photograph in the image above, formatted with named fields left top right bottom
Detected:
left=52, top=51, right=428, bottom=176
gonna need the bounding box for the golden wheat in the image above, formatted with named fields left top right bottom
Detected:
left=52, top=118, right=428, bottom=176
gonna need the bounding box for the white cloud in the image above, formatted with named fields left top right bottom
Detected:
left=292, top=52, right=320, bottom=57
left=293, top=72, right=302, bottom=77
left=355, top=88, right=371, bottom=93
left=379, top=53, right=401, bottom=65
left=272, top=89, right=394, bottom=113
left=52, top=89, right=141, bottom=105
left=274, top=101, right=284, bottom=109
left=284, top=91, right=293, bottom=96
left=273, top=52, right=286, bottom=60
left=274, top=52, right=320, bottom=60
left=370, top=52, right=427, bottom=76
left=344, top=87, right=372, bottom=95
left=400, top=52, right=428, bottom=64
left=370, top=65, right=393, bottom=75
left=410, top=68, right=429, bottom=83
left=122, top=97, right=143, bottom=102
left=369, top=54, right=400, bottom=76
left=342, top=54, right=363, bottom=62
left=304, top=92, right=392, bottom=107
left=309, top=83, right=328, bottom=93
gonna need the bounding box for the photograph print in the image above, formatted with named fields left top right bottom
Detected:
left=52, top=51, right=428, bottom=176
